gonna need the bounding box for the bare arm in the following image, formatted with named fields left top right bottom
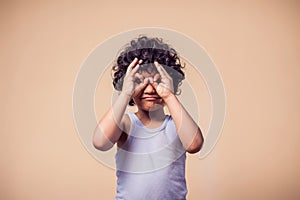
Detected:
left=93, top=92, right=131, bottom=151
left=152, top=61, right=204, bottom=153
left=164, top=94, right=204, bottom=153
left=93, top=58, right=146, bottom=151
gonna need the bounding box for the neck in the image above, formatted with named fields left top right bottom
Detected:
left=136, top=107, right=166, bottom=123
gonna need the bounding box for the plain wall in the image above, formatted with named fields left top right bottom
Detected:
left=1, top=0, right=299, bottom=199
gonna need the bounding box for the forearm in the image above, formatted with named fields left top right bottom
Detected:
left=93, top=92, right=131, bottom=151
left=164, top=94, right=204, bottom=153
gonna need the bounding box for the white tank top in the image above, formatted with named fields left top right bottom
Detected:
left=115, top=112, right=187, bottom=200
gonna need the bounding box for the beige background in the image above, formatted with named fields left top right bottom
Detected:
left=1, top=0, right=300, bottom=199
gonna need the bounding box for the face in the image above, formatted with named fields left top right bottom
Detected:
left=132, top=65, right=164, bottom=111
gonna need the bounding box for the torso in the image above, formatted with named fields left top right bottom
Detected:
left=117, top=112, right=167, bottom=148
left=115, top=112, right=187, bottom=200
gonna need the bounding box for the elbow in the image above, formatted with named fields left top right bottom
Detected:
left=186, top=143, right=202, bottom=154
left=93, top=130, right=115, bottom=151
left=186, top=133, right=204, bottom=154
left=93, top=139, right=114, bottom=151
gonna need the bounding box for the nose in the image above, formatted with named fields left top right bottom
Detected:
left=144, top=83, right=156, bottom=94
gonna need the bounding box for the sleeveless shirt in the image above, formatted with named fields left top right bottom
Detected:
left=115, top=112, right=187, bottom=200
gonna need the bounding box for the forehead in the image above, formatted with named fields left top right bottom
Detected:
left=139, top=64, right=159, bottom=77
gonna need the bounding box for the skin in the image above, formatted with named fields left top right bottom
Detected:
left=93, top=58, right=204, bottom=153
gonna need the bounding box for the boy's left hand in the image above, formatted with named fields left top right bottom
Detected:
left=152, top=61, right=174, bottom=100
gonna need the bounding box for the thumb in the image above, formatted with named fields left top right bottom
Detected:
left=151, top=82, right=159, bottom=90
left=133, top=82, right=147, bottom=97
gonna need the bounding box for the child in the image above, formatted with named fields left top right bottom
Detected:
left=93, top=36, right=204, bottom=200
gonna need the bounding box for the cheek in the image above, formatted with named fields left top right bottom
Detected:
left=132, top=97, right=140, bottom=105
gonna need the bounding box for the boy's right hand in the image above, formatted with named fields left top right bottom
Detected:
left=121, top=58, right=147, bottom=98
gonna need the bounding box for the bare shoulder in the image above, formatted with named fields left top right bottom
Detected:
left=117, top=114, right=131, bottom=148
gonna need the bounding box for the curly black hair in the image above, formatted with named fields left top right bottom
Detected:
left=112, top=36, right=185, bottom=106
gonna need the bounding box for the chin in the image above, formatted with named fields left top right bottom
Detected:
left=143, top=102, right=163, bottom=111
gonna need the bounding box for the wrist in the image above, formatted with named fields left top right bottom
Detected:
left=163, top=93, right=177, bottom=105
left=119, top=91, right=132, bottom=102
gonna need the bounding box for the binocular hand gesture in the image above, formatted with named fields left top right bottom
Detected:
left=121, top=59, right=174, bottom=100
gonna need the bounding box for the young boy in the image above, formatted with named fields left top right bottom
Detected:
left=93, top=36, right=204, bottom=200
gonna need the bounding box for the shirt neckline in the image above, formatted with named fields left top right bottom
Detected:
left=132, top=113, right=170, bottom=133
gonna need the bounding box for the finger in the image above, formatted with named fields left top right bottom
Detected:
left=154, top=61, right=168, bottom=78
left=132, top=76, right=148, bottom=98
left=126, top=58, right=139, bottom=75
left=153, top=73, right=161, bottom=83
left=133, top=82, right=147, bottom=96
left=148, top=77, right=154, bottom=84
left=151, top=82, right=159, bottom=90
left=143, top=77, right=149, bottom=84
left=154, top=62, right=173, bottom=84
left=159, top=64, right=172, bottom=80
left=134, top=72, right=144, bottom=83
left=131, top=63, right=140, bottom=75
left=130, top=60, right=143, bottom=75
